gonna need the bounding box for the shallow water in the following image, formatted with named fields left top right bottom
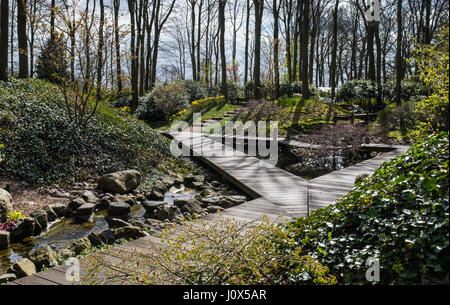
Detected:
left=0, top=187, right=196, bottom=274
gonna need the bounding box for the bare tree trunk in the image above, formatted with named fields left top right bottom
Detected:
left=253, top=0, right=263, bottom=99
left=17, top=0, right=28, bottom=78
left=330, top=0, right=338, bottom=100
left=273, top=0, right=280, bottom=99
left=50, top=0, right=55, bottom=42
left=395, top=0, right=402, bottom=106
left=0, top=0, right=8, bottom=81
left=114, top=0, right=123, bottom=94
left=128, top=0, right=139, bottom=110
left=96, top=0, right=105, bottom=101
left=300, top=0, right=310, bottom=99
left=219, top=0, right=227, bottom=100
left=244, top=0, right=250, bottom=85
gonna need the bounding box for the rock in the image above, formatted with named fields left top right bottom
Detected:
left=48, top=203, right=67, bottom=218
left=98, top=229, right=115, bottom=245
left=42, top=205, right=58, bottom=222
left=225, top=195, right=246, bottom=205
left=74, top=203, right=95, bottom=223
left=81, top=190, right=98, bottom=203
left=210, top=180, right=221, bottom=187
left=107, top=202, right=131, bottom=220
left=153, top=181, right=168, bottom=194
left=355, top=173, right=370, bottom=185
left=97, top=170, right=142, bottom=194
left=49, top=189, right=70, bottom=199
left=207, top=205, right=225, bottom=213
left=145, top=218, right=162, bottom=226
left=0, top=273, right=17, bottom=284
left=161, top=175, right=176, bottom=188
left=10, top=217, right=35, bottom=242
left=96, top=198, right=111, bottom=210
left=106, top=217, right=132, bottom=229
left=0, top=188, right=13, bottom=223
left=65, top=237, right=92, bottom=255
left=185, top=174, right=205, bottom=185
left=191, top=181, right=204, bottom=189
left=201, top=195, right=221, bottom=207
left=60, top=249, right=75, bottom=259
left=33, top=220, right=42, bottom=236
left=31, top=209, right=48, bottom=229
left=144, top=203, right=180, bottom=221
left=0, top=230, right=10, bottom=250
left=216, top=195, right=247, bottom=209
left=88, top=232, right=104, bottom=247
left=146, top=189, right=165, bottom=200
left=113, top=194, right=136, bottom=206
left=68, top=197, right=85, bottom=211
left=113, top=226, right=145, bottom=240
left=28, top=245, right=58, bottom=270
left=135, top=193, right=146, bottom=202
left=7, top=258, right=36, bottom=278
left=141, top=200, right=164, bottom=213
left=173, top=197, right=204, bottom=214
left=129, top=219, right=147, bottom=229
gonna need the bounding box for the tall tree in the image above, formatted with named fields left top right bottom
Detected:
left=96, top=0, right=105, bottom=101
left=395, top=0, right=402, bottom=106
left=0, top=0, right=8, bottom=81
left=113, top=0, right=123, bottom=93
left=128, top=0, right=139, bottom=110
left=253, top=0, right=264, bottom=99
left=300, top=0, right=310, bottom=99
left=244, top=0, right=251, bottom=85
left=218, top=0, right=227, bottom=100
left=330, top=0, right=338, bottom=100
left=17, top=0, right=28, bottom=78
left=272, top=0, right=281, bottom=99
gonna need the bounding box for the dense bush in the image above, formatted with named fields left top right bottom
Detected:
left=179, top=79, right=208, bottom=102
left=0, top=78, right=173, bottom=185
left=136, top=80, right=189, bottom=121
left=211, top=80, right=242, bottom=101
left=81, top=217, right=337, bottom=285
left=286, top=133, right=449, bottom=284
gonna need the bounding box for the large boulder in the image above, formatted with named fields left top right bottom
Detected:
left=10, top=217, right=35, bottom=242
left=74, top=203, right=95, bottom=223
left=81, top=191, right=98, bottom=203
left=31, top=209, right=48, bottom=229
left=28, top=245, right=58, bottom=270
left=0, top=230, right=10, bottom=250
left=42, top=205, right=58, bottom=222
left=144, top=203, right=180, bottom=221
left=174, top=197, right=204, bottom=214
left=113, top=226, right=145, bottom=240
left=48, top=203, right=67, bottom=218
left=7, top=258, right=36, bottom=278
left=141, top=201, right=164, bottom=213
left=65, top=237, right=92, bottom=255
left=0, top=188, right=13, bottom=223
left=113, top=194, right=136, bottom=206
left=97, top=170, right=141, bottom=194
left=107, top=202, right=131, bottom=220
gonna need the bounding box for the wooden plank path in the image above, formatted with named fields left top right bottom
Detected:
left=10, top=116, right=409, bottom=284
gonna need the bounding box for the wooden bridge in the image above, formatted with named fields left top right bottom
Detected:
left=8, top=113, right=409, bottom=285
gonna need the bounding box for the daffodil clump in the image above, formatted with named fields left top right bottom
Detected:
left=120, top=106, right=132, bottom=113
left=170, top=95, right=225, bottom=121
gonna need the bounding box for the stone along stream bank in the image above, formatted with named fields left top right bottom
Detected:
left=0, top=169, right=249, bottom=283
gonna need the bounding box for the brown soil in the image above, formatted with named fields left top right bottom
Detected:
left=0, top=177, right=69, bottom=216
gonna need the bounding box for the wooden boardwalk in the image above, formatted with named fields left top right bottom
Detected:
left=9, top=114, right=409, bottom=284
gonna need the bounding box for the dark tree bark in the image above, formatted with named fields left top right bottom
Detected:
left=17, top=0, right=28, bottom=78
left=128, top=0, right=139, bottom=110
left=244, top=0, right=251, bottom=85
left=50, top=0, right=55, bottom=41
left=96, top=0, right=105, bottom=101
left=253, top=0, right=263, bottom=99
left=219, top=0, right=227, bottom=100
left=395, top=0, right=402, bottom=106
left=300, top=0, right=310, bottom=99
left=330, top=0, right=338, bottom=100
left=113, top=0, right=123, bottom=94
left=0, top=0, right=8, bottom=81
left=272, top=0, right=280, bottom=99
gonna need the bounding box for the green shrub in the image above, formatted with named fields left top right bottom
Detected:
left=286, top=133, right=449, bottom=284
left=0, top=78, right=173, bottom=185
left=179, top=79, right=208, bottom=102
left=36, top=35, right=68, bottom=84
left=81, top=217, right=337, bottom=285
left=135, top=94, right=166, bottom=122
